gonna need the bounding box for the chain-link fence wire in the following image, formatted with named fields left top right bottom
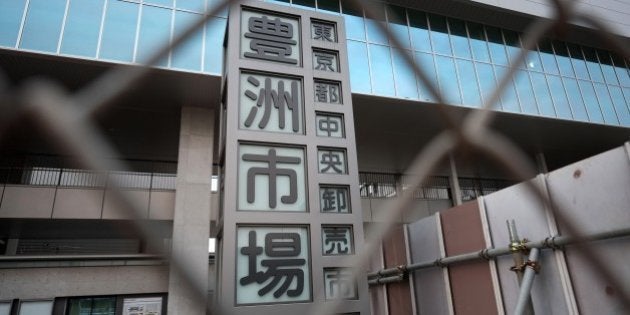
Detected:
left=0, top=0, right=628, bottom=314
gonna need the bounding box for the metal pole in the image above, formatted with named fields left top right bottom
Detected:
left=508, top=219, right=533, bottom=315
left=368, top=226, right=630, bottom=281
left=514, top=248, right=540, bottom=315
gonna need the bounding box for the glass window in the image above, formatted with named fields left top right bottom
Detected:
left=608, top=86, right=630, bottom=126
left=622, top=88, right=630, bottom=126
left=387, top=5, right=410, bottom=49
left=342, top=1, right=364, bottom=41
left=318, top=0, right=339, bottom=12
left=495, top=66, right=519, bottom=112
left=68, top=297, right=116, bottom=315
left=0, top=302, right=11, bottom=315
left=514, top=70, right=537, bottom=114
left=0, top=0, right=27, bottom=47
left=435, top=55, right=461, bottom=104
left=503, top=30, right=525, bottom=68
left=562, top=78, right=589, bottom=121
left=577, top=80, right=604, bottom=123
left=525, top=48, right=543, bottom=72
left=137, top=5, right=172, bottom=65
left=204, top=17, right=226, bottom=73
left=582, top=47, right=604, bottom=83
left=553, top=40, right=575, bottom=78
left=547, top=75, right=572, bottom=119
left=449, top=19, right=471, bottom=59
left=611, top=54, right=630, bottom=87
left=597, top=50, right=619, bottom=85
left=18, top=301, right=53, bottom=315
left=365, top=2, right=388, bottom=45
left=408, top=10, right=430, bottom=53
left=428, top=14, right=451, bottom=56
left=566, top=43, right=589, bottom=80
left=208, top=0, right=228, bottom=17
left=20, top=0, right=66, bottom=52
left=347, top=40, right=371, bottom=93
left=172, top=11, right=203, bottom=71
left=468, top=23, right=489, bottom=62
left=294, top=0, right=316, bottom=10
left=369, top=44, right=395, bottom=96
left=61, top=0, right=105, bottom=57
left=456, top=59, right=481, bottom=107
left=593, top=83, right=619, bottom=124
left=475, top=62, right=499, bottom=108
left=145, top=0, right=173, bottom=7
left=538, top=39, right=559, bottom=75
left=530, top=72, right=555, bottom=117
left=485, top=26, right=507, bottom=66
left=100, top=0, right=139, bottom=62
left=392, top=49, right=418, bottom=99
left=415, top=52, right=438, bottom=102
left=177, top=0, right=205, bottom=12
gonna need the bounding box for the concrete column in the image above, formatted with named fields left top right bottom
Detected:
left=448, top=155, right=462, bottom=206
left=167, top=106, right=214, bottom=315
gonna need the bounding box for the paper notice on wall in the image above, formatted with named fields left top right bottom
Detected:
left=122, top=297, right=162, bottom=315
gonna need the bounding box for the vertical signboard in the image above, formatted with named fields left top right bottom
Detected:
left=218, top=1, right=370, bottom=314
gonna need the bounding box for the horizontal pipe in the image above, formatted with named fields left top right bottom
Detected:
left=367, top=274, right=404, bottom=285
left=368, top=226, right=630, bottom=283
left=0, top=254, right=164, bottom=262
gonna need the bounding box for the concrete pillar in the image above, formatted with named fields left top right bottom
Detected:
left=167, top=106, right=214, bottom=315
left=448, top=155, right=462, bottom=206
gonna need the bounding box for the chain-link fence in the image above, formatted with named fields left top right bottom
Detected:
left=0, top=0, right=628, bottom=314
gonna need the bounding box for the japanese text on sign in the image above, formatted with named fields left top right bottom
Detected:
left=322, top=226, right=353, bottom=255
left=324, top=268, right=357, bottom=300
left=319, top=186, right=350, bottom=213
left=318, top=149, right=347, bottom=174
left=242, top=10, right=301, bottom=65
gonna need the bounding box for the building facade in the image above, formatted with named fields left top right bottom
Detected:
left=0, top=0, right=629, bottom=314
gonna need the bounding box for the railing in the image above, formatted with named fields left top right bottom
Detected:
left=359, top=171, right=452, bottom=200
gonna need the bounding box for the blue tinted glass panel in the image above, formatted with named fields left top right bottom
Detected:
left=392, top=49, right=418, bottom=99
left=622, top=88, right=630, bottom=126
left=538, top=40, right=559, bottom=75
left=503, top=30, right=525, bottom=68
left=530, top=72, right=555, bottom=117
left=525, top=49, right=543, bottom=72
left=608, top=86, right=630, bottom=126
left=597, top=50, right=619, bottom=85
left=611, top=54, right=630, bottom=87
left=577, top=80, right=604, bottom=123
left=475, top=62, right=499, bottom=108
left=207, top=0, right=228, bottom=17
left=428, top=14, right=451, bottom=56
left=177, top=0, right=205, bottom=12
left=172, top=11, right=203, bottom=71
left=415, top=52, right=437, bottom=102
left=369, top=44, right=395, bottom=96
left=61, top=0, right=104, bottom=57
left=553, top=41, right=574, bottom=78
left=0, top=0, right=27, bottom=47
left=365, top=3, right=387, bottom=44
left=408, top=10, right=430, bottom=52
left=486, top=27, right=507, bottom=66
left=146, top=0, right=173, bottom=7
left=566, top=43, right=589, bottom=80
left=449, top=19, right=471, bottom=59
left=593, top=83, right=619, bottom=124
left=20, top=0, right=66, bottom=52
left=468, top=23, right=489, bottom=62
left=100, top=1, right=139, bottom=61
left=495, top=66, right=519, bottom=112
left=514, top=70, right=537, bottom=114
left=547, top=75, right=571, bottom=119
left=435, top=55, right=461, bottom=104
left=204, top=17, right=226, bottom=73
left=137, top=6, right=171, bottom=66
left=387, top=5, right=410, bottom=49
left=456, top=59, right=481, bottom=107
left=347, top=40, right=371, bottom=93
left=562, top=78, right=588, bottom=121
left=318, top=0, right=339, bottom=12
left=582, top=47, right=604, bottom=83
left=342, top=2, right=364, bottom=41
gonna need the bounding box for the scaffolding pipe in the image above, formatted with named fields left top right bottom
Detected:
left=514, top=248, right=540, bottom=315
left=367, top=274, right=405, bottom=285
left=368, top=226, right=630, bottom=281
